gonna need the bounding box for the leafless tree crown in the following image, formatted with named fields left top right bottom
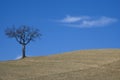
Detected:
left=5, top=25, right=41, bottom=45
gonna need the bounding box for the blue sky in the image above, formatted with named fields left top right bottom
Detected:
left=0, top=0, right=120, bottom=61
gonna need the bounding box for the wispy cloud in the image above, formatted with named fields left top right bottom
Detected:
left=60, top=15, right=90, bottom=23
left=58, top=15, right=118, bottom=28
left=15, top=55, right=22, bottom=60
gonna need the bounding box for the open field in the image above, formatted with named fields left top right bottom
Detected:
left=0, top=49, right=120, bottom=80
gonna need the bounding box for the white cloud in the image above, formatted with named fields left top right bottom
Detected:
left=58, top=15, right=118, bottom=28
left=60, top=15, right=90, bottom=23
left=15, top=55, right=22, bottom=60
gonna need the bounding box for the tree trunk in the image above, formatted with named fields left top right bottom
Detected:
left=22, top=44, right=26, bottom=59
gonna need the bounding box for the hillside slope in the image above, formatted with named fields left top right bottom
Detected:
left=0, top=49, right=120, bottom=80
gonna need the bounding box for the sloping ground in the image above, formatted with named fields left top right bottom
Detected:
left=38, top=60, right=120, bottom=80
left=0, top=49, right=120, bottom=80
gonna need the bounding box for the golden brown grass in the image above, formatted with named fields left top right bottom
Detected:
left=0, top=49, right=120, bottom=80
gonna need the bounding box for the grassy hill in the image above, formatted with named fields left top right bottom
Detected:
left=0, top=49, right=120, bottom=80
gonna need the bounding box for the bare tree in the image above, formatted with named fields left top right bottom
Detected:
left=5, top=25, right=41, bottom=59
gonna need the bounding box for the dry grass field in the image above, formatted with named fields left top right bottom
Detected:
left=0, top=49, right=120, bottom=80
